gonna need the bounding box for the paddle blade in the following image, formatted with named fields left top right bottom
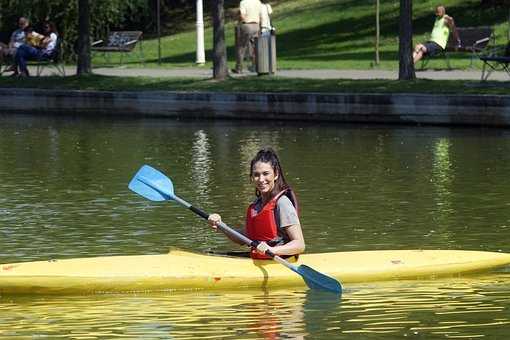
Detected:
left=128, top=165, right=175, bottom=201
left=297, top=265, right=342, bottom=294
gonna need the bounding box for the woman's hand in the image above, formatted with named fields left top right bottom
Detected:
left=256, top=241, right=274, bottom=256
left=207, top=213, right=222, bottom=231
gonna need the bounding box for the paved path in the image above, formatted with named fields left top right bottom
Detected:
left=20, top=65, right=510, bottom=81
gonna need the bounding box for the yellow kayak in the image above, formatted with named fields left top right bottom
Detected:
left=1, top=249, right=510, bottom=294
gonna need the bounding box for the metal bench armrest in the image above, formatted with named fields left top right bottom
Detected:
left=473, top=37, right=490, bottom=47
left=123, top=39, right=138, bottom=46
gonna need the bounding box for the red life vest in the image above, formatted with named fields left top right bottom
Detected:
left=246, top=190, right=295, bottom=259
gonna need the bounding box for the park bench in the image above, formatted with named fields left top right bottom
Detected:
left=421, top=26, right=494, bottom=70
left=479, top=42, right=510, bottom=81
left=91, top=31, right=144, bottom=65
left=0, top=34, right=65, bottom=77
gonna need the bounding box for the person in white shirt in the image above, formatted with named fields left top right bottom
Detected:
left=259, top=1, right=273, bottom=36
left=0, top=17, right=29, bottom=71
left=234, top=0, right=261, bottom=73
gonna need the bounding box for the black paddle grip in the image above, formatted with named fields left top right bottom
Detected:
left=189, top=206, right=209, bottom=220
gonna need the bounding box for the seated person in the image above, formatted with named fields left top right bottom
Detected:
left=0, top=17, right=29, bottom=72
left=12, top=21, right=58, bottom=77
left=413, top=5, right=459, bottom=64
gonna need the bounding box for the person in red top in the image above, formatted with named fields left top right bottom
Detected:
left=208, top=148, right=305, bottom=259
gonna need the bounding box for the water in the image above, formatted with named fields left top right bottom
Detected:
left=1, top=114, right=510, bottom=338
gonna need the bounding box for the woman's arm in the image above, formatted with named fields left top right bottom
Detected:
left=444, top=15, right=460, bottom=46
left=258, top=223, right=305, bottom=256
left=208, top=213, right=246, bottom=246
left=40, top=33, right=57, bottom=49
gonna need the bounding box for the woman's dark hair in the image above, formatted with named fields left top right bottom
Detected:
left=41, top=21, right=57, bottom=36
left=249, top=148, right=299, bottom=211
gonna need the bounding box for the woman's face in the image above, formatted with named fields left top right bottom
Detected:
left=251, top=161, right=278, bottom=196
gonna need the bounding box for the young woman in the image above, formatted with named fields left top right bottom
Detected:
left=208, top=148, right=305, bottom=259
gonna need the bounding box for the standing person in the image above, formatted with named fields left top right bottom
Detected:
left=0, top=17, right=29, bottom=72
left=259, top=0, right=273, bottom=36
left=208, top=148, right=305, bottom=259
left=13, top=21, right=58, bottom=77
left=413, top=5, right=459, bottom=64
left=233, top=0, right=262, bottom=73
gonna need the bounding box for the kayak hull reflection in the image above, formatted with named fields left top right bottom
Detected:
left=1, top=249, right=510, bottom=294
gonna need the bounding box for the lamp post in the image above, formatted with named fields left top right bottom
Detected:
left=157, top=0, right=161, bottom=64
left=375, top=0, right=380, bottom=66
left=196, top=0, right=206, bottom=65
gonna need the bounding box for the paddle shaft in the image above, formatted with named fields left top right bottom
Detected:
left=172, top=194, right=299, bottom=270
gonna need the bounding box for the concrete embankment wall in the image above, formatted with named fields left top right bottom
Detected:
left=1, top=88, right=510, bottom=126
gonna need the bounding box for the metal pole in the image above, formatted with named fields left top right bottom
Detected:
left=375, top=0, right=380, bottom=65
left=196, top=0, right=206, bottom=65
left=157, top=0, right=161, bottom=64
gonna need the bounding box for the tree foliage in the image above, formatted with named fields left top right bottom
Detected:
left=0, top=0, right=150, bottom=60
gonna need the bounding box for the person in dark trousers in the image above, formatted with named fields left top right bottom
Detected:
left=234, top=0, right=261, bottom=73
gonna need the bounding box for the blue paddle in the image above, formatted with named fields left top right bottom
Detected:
left=128, top=164, right=342, bottom=294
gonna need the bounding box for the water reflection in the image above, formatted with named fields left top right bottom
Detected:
left=1, top=275, right=510, bottom=339
left=432, top=138, right=454, bottom=230
left=2, top=116, right=510, bottom=337
left=191, top=129, right=211, bottom=201
left=2, top=117, right=510, bottom=257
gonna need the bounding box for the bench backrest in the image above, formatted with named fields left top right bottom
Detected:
left=446, top=26, right=493, bottom=51
left=106, top=31, right=142, bottom=50
left=50, top=37, right=63, bottom=61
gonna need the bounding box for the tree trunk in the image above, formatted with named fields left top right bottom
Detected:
left=398, top=0, right=415, bottom=80
left=212, top=0, right=228, bottom=80
left=77, top=0, right=92, bottom=75
left=375, top=0, right=380, bottom=65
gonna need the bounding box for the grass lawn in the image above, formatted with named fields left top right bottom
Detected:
left=1, top=74, right=510, bottom=95
left=1, top=0, right=510, bottom=95
left=90, top=0, right=510, bottom=71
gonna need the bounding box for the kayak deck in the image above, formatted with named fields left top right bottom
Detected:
left=1, top=249, right=510, bottom=294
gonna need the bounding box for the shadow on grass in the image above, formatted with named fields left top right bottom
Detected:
left=2, top=74, right=510, bottom=95
left=55, top=0, right=510, bottom=71
left=135, top=0, right=510, bottom=68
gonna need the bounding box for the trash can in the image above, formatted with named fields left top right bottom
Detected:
left=255, top=32, right=276, bottom=75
